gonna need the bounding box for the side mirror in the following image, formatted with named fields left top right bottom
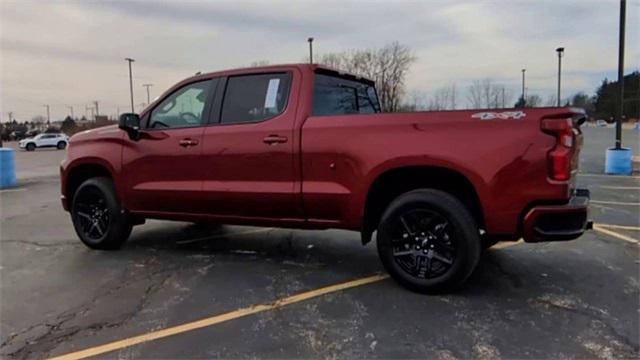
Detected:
left=119, top=113, right=140, bottom=140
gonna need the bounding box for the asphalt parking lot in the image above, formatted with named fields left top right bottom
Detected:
left=1, top=126, right=638, bottom=359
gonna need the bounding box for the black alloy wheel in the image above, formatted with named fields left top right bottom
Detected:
left=71, top=177, right=132, bottom=250
left=74, top=186, right=111, bottom=242
left=377, top=189, right=481, bottom=293
left=389, top=209, right=456, bottom=279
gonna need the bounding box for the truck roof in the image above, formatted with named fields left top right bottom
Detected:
left=185, top=63, right=375, bottom=86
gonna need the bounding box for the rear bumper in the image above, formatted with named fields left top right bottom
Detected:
left=522, top=189, right=592, bottom=242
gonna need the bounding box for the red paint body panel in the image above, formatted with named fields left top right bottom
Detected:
left=300, top=110, right=571, bottom=234
left=198, top=67, right=303, bottom=219
left=121, top=126, right=206, bottom=213
left=60, top=64, right=585, bottom=240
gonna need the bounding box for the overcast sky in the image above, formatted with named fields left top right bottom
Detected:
left=1, top=0, right=638, bottom=121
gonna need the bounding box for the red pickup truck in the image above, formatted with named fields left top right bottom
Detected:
left=60, top=64, right=591, bottom=292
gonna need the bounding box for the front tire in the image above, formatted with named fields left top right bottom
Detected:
left=376, top=189, right=481, bottom=293
left=26, top=143, right=35, bottom=151
left=71, top=177, right=132, bottom=250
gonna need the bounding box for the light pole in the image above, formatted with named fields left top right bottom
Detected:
left=521, top=69, right=526, bottom=104
left=43, top=104, right=50, bottom=124
left=67, top=106, right=74, bottom=119
left=142, top=84, right=153, bottom=104
left=615, top=0, right=625, bottom=149
left=308, top=37, right=314, bottom=64
left=604, top=0, right=630, bottom=175
left=125, top=58, right=135, bottom=113
left=556, top=47, right=564, bottom=106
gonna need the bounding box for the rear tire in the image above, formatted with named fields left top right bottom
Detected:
left=26, top=143, right=35, bottom=151
left=57, top=141, right=66, bottom=150
left=376, top=189, right=481, bottom=293
left=71, top=177, right=132, bottom=250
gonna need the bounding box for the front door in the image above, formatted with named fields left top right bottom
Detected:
left=121, top=79, right=216, bottom=214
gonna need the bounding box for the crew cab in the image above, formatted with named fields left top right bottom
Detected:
left=20, top=133, right=68, bottom=151
left=60, top=64, right=591, bottom=292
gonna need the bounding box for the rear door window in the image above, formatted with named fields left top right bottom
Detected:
left=220, top=73, right=291, bottom=125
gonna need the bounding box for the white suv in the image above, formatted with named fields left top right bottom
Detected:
left=19, top=133, right=69, bottom=151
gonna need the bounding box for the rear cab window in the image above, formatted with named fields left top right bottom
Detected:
left=312, top=69, right=381, bottom=116
left=221, top=73, right=292, bottom=124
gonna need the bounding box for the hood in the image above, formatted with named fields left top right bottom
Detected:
left=70, top=124, right=122, bottom=143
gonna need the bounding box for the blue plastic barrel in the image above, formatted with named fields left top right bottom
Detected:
left=0, top=148, right=17, bottom=188
left=605, top=147, right=632, bottom=175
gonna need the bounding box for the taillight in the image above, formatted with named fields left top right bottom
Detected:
left=541, top=118, right=574, bottom=181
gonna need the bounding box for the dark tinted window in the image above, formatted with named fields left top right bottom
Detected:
left=149, top=79, right=213, bottom=129
left=221, top=73, right=291, bottom=124
left=312, top=73, right=380, bottom=116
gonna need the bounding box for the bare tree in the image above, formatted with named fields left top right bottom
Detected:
left=545, top=94, right=557, bottom=107
left=427, top=83, right=457, bottom=110
left=467, top=79, right=497, bottom=109
left=31, top=115, right=46, bottom=130
left=317, top=42, right=416, bottom=112
left=525, top=94, right=543, bottom=107
left=401, top=90, right=428, bottom=111
left=466, top=80, right=515, bottom=109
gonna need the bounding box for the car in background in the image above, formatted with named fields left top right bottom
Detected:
left=596, top=119, right=608, bottom=127
left=19, top=133, right=69, bottom=151
left=9, top=131, right=27, bottom=141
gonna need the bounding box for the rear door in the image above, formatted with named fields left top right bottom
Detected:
left=39, top=134, right=56, bottom=147
left=199, top=71, right=302, bottom=219
left=121, top=79, right=217, bottom=214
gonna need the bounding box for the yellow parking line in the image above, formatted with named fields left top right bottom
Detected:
left=0, top=187, right=25, bottom=193
left=593, top=225, right=639, bottom=244
left=578, top=173, right=640, bottom=179
left=492, top=239, right=524, bottom=249
left=48, top=274, right=389, bottom=360
left=591, top=200, right=640, bottom=206
left=595, top=223, right=640, bottom=231
left=599, top=186, right=640, bottom=190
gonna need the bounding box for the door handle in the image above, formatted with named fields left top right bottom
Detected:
left=263, top=135, right=288, bottom=145
left=179, top=138, right=199, bottom=147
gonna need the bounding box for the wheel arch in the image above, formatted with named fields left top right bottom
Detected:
left=64, top=160, right=116, bottom=206
left=361, top=165, right=485, bottom=245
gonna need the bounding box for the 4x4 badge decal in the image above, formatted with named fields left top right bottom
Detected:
left=472, top=111, right=526, bottom=120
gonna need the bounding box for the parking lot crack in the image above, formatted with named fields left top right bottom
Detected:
left=531, top=298, right=639, bottom=354
left=2, top=239, right=80, bottom=248
left=1, top=263, right=175, bottom=359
